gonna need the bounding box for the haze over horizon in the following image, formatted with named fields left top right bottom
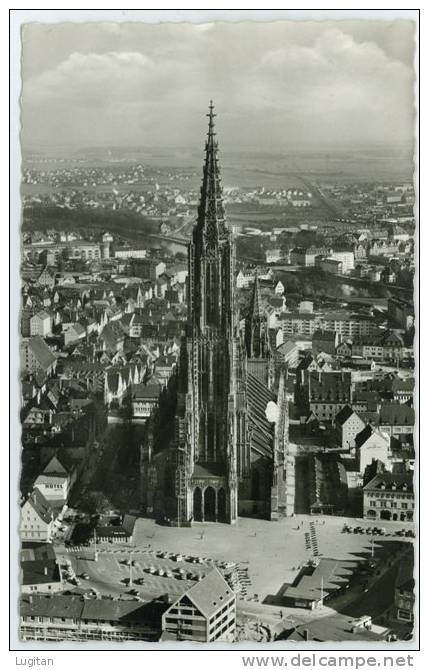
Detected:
left=21, top=20, right=416, bottom=154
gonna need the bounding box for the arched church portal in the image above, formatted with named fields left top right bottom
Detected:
left=204, top=486, right=216, bottom=522
left=193, top=487, right=202, bottom=522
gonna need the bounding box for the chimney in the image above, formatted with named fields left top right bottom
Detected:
left=44, top=566, right=48, bottom=576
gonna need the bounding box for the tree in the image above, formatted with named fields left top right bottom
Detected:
left=80, top=491, right=112, bottom=515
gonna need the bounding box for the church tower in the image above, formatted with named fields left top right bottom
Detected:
left=141, top=103, right=289, bottom=525
left=174, top=102, right=247, bottom=524
left=245, top=273, right=268, bottom=359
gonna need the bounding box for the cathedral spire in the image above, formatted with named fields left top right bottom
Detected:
left=245, top=271, right=267, bottom=359
left=195, top=101, right=227, bottom=246
left=249, top=271, right=264, bottom=320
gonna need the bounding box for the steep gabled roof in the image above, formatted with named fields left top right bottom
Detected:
left=355, top=424, right=374, bottom=449
left=364, top=472, right=413, bottom=493
left=21, top=559, right=61, bottom=586
left=42, top=456, right=68, bottom=476
left=335, top=404, right=354, bottom=426
left=25, top=336, right=57, bottom=371
left=313, top=329, right=336, bottom=342
left=177, top=568, right=234, bottom=619
left=23, top=488, right=54, bottom=524
left=379, top=402, right=415, bottom=426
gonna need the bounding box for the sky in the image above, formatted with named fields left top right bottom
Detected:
left=21, top=20, right=416, bottom=152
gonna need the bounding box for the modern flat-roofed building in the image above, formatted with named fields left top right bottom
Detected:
left=280, top=558, right=360, bottom=610
left=331, top=250, right=355, bottom=274
left=162, top=568, right=236, bottom=642
left=282, top=613, right=386, bottom=642
left=280, top=310, right=378, bottom=340
left=318, top=257, right=343, bottom=275
left=130, top=258, right=166, bottom=281
left=69, top=241, right=101, bottom=261
left=19, top=594, right=166, bottom=641
left=290, top=247, right=327, bottom=266
left=115, top=248, right=148, bottom=259
left=388, top=297, right=414, bottom=331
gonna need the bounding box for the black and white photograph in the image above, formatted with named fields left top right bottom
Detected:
left=11, top=9, right=418, bottom=650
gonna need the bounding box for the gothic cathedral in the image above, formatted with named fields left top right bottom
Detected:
left=141, top=103, right=289, bottom=524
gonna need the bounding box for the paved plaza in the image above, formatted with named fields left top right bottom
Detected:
left=138, top=516, right=413, bottom=597
left=60, top=515, right=412, bottom=602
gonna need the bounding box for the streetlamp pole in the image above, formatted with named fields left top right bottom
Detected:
left=178, top=493, right=181, bottom=529
left=94, top=528, right=98, bottom=562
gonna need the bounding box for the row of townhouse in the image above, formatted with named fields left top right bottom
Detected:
left=336, top=331, right=412, bottom=362
left=280, top=310, right=378, bottom=339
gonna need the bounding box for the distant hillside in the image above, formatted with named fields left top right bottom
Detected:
left=22, top=205, right=160, bottom=239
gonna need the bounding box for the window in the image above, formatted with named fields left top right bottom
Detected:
left=401, top=503, right=408, bottom=510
